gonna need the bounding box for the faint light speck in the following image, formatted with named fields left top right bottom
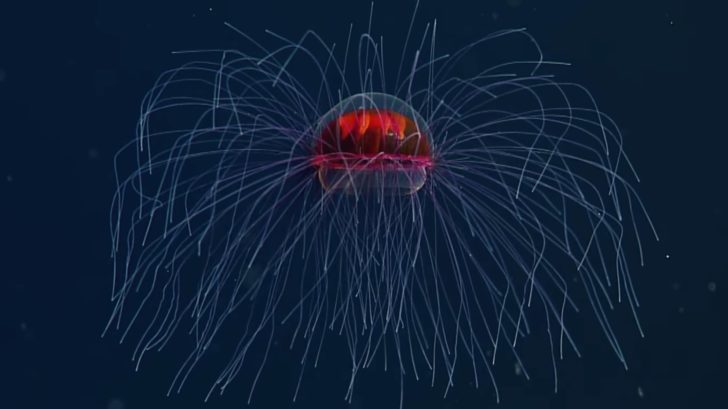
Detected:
left=637, top=386, right=645, bottom=398
left=108, top=398, right=125, bottom=409
left=708, top=281, right=717, bottom=292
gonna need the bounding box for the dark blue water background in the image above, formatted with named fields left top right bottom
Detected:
left=1, top=1, right=723, bottom=408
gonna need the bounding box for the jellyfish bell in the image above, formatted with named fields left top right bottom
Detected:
left=312, top=93, right=433, bottom=195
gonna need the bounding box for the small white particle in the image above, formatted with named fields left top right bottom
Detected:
left=708, top=281, right=717, bottom=292
left=637, top=386, right=644, bottom=398
left=665, top=254, right=670, bottom=259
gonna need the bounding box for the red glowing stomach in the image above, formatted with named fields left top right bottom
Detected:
left=313, top=105, right=432, bottom=195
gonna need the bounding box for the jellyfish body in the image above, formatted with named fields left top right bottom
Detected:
left=106, top=11, right=656, bottom=407
left=313, top=93, right=432, bottom=194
